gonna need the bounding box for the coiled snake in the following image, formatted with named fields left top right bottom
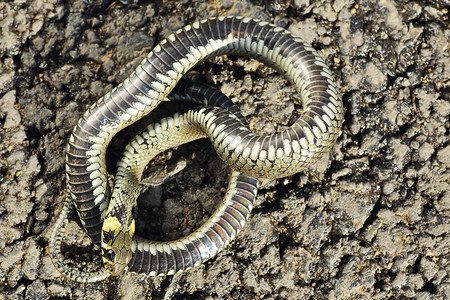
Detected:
left=50, top=16, right=344, bottom=282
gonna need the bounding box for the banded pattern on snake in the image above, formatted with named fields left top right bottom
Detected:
left=50, top=16, right=343, bottom=282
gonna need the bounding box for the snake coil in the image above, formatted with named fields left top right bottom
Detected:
left=50, top=16, right=343, bottom=282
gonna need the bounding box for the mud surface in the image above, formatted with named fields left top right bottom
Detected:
left=0, top=0, right=449, bottom=299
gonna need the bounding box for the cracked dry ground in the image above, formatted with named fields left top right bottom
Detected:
left=0, top=0, right=449, bottom=299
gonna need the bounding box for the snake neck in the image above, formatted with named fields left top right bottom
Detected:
left=102, top=172, right=139, bottom=275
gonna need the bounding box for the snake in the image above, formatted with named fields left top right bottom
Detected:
left=50, top=16, right=344, bottom=282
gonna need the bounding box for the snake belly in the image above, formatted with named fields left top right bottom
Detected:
left=62, top=16, right=343, bottom=280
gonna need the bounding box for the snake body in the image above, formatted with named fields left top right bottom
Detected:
left=55, top=16, right=343, bottom=282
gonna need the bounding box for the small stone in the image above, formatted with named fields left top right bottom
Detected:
left=24, top=154, right=41, bottom=179
left=416, top=90, right=439, bottom=118
left=47, top=283, right=71, bottom=297
left=418, top=142, right=434, bottom=161
left=392, top=273, right=424, bottom=293
left=420, top=257, right=438, bottom=281
left=436, top=145, right=450, bottom=165
left=241, top=267, right=258, bottom=289
left=32, top=36, right=45, bottom=51
left=410, top=141, right=420, bottom=150
left=89, top=80, right=105, bottom=98
left=0, top=69, right=15, bottom=93
left=288, top=18, right=318, bottom=44
left=434, top=99, right=450, bottom=118
left=21, top=51, right=36, bottom=69
left=331, top=167, right=352, bottom=181
left=86, top=30, right=100, bottom=43
left=389, top=138, right=410, bottom=170
left=382, top=181, right=395, bottom=195
left=7, top=264, right=24, bottom=288
left=294, top=0, right=310, bottom=9
left=243, top=74, right=253, bottom=91
left=34, top=208, right=48, bottom=222
left=362, top=62, right=388, bottom=93
left=35, top=182, right=50, bottom=200
left=0, top=224, right=22, bottom=250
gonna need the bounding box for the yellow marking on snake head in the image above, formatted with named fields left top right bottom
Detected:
left=103, top=216, right=121, bottom=232
left=129, top=219, right=135, bottom=236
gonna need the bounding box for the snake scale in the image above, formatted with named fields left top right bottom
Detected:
left=50, top=16, right=344, bottom=282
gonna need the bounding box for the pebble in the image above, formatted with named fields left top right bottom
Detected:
left=25, top=280, right=49, bottom=299
left=418, top=142, right=434, bottom=161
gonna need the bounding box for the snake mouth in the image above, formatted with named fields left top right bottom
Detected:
left=111, top=251, right=132, bottom=276
left=103, top=246, right=132, bottom=276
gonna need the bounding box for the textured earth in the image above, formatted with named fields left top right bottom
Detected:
left=0, top=0, right=449, bottom=299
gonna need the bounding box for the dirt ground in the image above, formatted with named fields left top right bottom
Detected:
left=0, top=0, right=449, bottom=299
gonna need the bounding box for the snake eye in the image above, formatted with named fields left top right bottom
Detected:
left=104, top=249, right=115, bottom=262
left=102, top=230, right=115, bottom=243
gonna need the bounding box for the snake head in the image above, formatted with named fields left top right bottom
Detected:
left=101, top=215, right=135, bottom=276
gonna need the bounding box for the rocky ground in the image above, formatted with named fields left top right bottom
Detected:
left=0, top=0, right=449, bottom=299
